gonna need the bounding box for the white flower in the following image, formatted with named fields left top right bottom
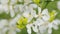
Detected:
left=38, top=9, right=60, bottom=34
left=30, top=8, right=60, bottom=34
left=25, top=7, right=49, bottom=34
left=38, top=7, right=50, bottom=21
left=25, top=7, right=60, bottom=34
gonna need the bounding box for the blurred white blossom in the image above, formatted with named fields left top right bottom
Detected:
left=0, top=0, right=60, bottom=34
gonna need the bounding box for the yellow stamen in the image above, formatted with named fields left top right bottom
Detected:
left=16, top=17, right=28, bottom=29
left=49, top=11, right=56, bottom=22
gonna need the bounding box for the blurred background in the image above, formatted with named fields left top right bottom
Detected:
left=0, top=0, right=60, bottom=34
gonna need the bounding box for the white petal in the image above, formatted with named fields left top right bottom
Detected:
left=10, top=5, right=15, bottom=17
left=23, top=12, right=29, bottom=17
left=39, top=26, right=47, bottom=34
left=14, top=5, right=19, bottom=13
left=28, top=16, right=33, bottom=23
left=38, top=7, right=41, bottom=15
left=19, top=4, right=24, bottom=12
left=42, top=15, right=50, bottom=21
left=30, top=4, right=38, bottom=8
left=27, top=29, right=31, bottom=34
left=26, top=24, right=32, bottom=28
left=26, top=24, right=32, bottom=34
left=37, top=18, right=44, bottom=26
left=42, top=9, right=49, bottom=15
left=31, top=10, right=37, bottom=17
left=48, top=23, right=53, bottom=28
left=48, top=28, right=52, bottom=34
left=53, top=19, right=60, bottom=25
left=42, top=9, right=50, bottom=21
left=32, top=25, right=38, bottom=32
left=52, top=24, right=58, bottom=30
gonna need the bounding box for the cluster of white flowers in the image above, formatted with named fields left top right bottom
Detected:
left=0, top=0, right=60, bottom=34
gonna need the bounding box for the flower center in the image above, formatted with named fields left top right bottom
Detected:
left=16, top=17, right=28, bottom=29
left=49, top=11, right=56, bottom=22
